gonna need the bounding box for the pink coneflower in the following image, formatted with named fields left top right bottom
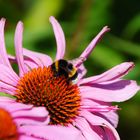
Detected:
left=0, top=16, right=139, bottom=140
left=0, top=97, right=50, bottom=140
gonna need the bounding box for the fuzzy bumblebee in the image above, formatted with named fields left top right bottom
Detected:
left=51, top=59, right=78, bottom=81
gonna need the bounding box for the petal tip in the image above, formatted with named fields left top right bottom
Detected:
left=0, top=17, right=6, bottom=23
left=49, top=16, right=56, bottom=23
left=15, top=21, right=24, bottom=35
left=103, top=26, right=110, bottom=32
left=17, top=21, right=23, bottom=28
left=0, top=18, right=6, bottom=29
left=127, top=61, right=135, bottom=70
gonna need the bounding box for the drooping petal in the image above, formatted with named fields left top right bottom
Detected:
left=49, top=16, right=66, bottom=60
left=82, top=105, right=118, bottom=112
left=8, top=54, right=16, bottom=63
left=79, top=62, right=134, bottom=85
left=75, top=117, right=103, bottom=140
left=76, top=26, right=110, bottom=66
left=81, top=98, right=119, bottom=127
left=69, top=57, right=86, bottom=68
left=0, top=99, right=50, bottom=125
left=0, top=89, right=16, bottom=95
left=0, top=18, right=12, bottom=68
left=24, top=60, right=39, bottom=70
left=23, top=48, right=52, bottom=67
left=8, top=54, right=39, bottom=70
left=19, top=125, right=85, bottom=140
left=12, top=106, right=48, bottom=118
left=0, top=96, right=15, bottom=102
left=103, top=127, right=118, bottom=140
left=91, top=125, right=107, bottom=139
left=91, top=125, right=117, bottom=140
left=80, top=79, right=139, bottom=102
left=15, top=116, right=50, bottom=126
left=0, top=64, right=19, bottom=86
left=81, top=110, right=120, bottom=140
left=14, top=21, right=27, bottom=76
left=99, top=111, right=119, bottom=128
left=82, top=98, right=118, bottom=112
left=77, top=64, right=87, bottom=80
left=0, top=98, right=33, bottom=112
left=19, top=135, right=41, bottom=140
left=0, top=82, right=17, bottom=95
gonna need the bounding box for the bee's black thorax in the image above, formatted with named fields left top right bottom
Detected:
left=51, top=59, right=78, bottom=82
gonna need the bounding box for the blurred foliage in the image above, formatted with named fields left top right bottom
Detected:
left=0, top=0, right=140, bottom=139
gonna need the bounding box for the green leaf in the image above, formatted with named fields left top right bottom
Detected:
left=106, top=35, right=140, bottom=58
left=23, top=0, right=63, bottom=45
left=90, top=44, right=124, bottom=69
left=123, top=14, right=140, bottom=39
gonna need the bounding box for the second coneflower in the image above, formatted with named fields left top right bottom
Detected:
left=0, top=97, right=50, bottom=140
left=0, top=16, right=139, bottom=140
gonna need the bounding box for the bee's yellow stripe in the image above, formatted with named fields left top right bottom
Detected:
left=68, top=67, right=77, bottom=78
left=55, top=61, right=59, bottom=72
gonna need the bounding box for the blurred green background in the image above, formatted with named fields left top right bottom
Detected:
left=0, top=0, right=140, bottom=139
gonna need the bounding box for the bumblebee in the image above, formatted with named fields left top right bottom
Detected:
left=51, top=59, right=78, bottom=81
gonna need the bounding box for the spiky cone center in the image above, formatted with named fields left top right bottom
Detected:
left=15, top=66, right=81, bottom=126
left=0, top=108, right=18, bottom=140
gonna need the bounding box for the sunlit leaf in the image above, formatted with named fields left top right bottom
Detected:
left=23, top=0, right=63, bottom=45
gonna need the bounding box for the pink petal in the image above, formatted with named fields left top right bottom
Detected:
left=8, top=54, right=16, bottom=63
left=81, top=99, right=119, bottom=127
left=91, top=125, right=107, bottom=139
left=49, top=16, right=66, bottom=60
left=75, top=117, right=103, bottom=140
left=104, top=127, right=118, bottom=140
left=77, top=26, right=110, bottom=66
left=19, top=135, right=42, bottom=140
left=99, top=110, right=119, bottom=128
left=82, top=98, right=119, bottom=112
left=0, top=89, right=16, bottom=95
left=76, top=64, right=87, bottom=81
left=0, top=99, right=33, bottom=112
left=15, top=116, right=50, bottom=126
left=0, top=64, right=19, bottom=86
left=0, top=18, right=12, bottom=68
left=23, top=48, right=52, bottom=67
left=14, top=21, right=27, bottom=76
left=82, top=105, right=118, bottom=112
left=69, top=57, right=86, bottom=68
left=0, top=81, right=17, bottom=95
left=91, top=125, right=117, bottom=140
left=12, top=106, right=48, bottom=118
left=0, top=96, right=15, bottom=102
left=19, top=125, right=85, bottom=140
left=8, top=54, right=39, bottom=70
left=81, top=110, right=120, bottom=140
left=24, top=60, right=39, bottom=69
left=79, top=62, right=134, bottom=85
left=80, top=79, right=139, bottom=102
